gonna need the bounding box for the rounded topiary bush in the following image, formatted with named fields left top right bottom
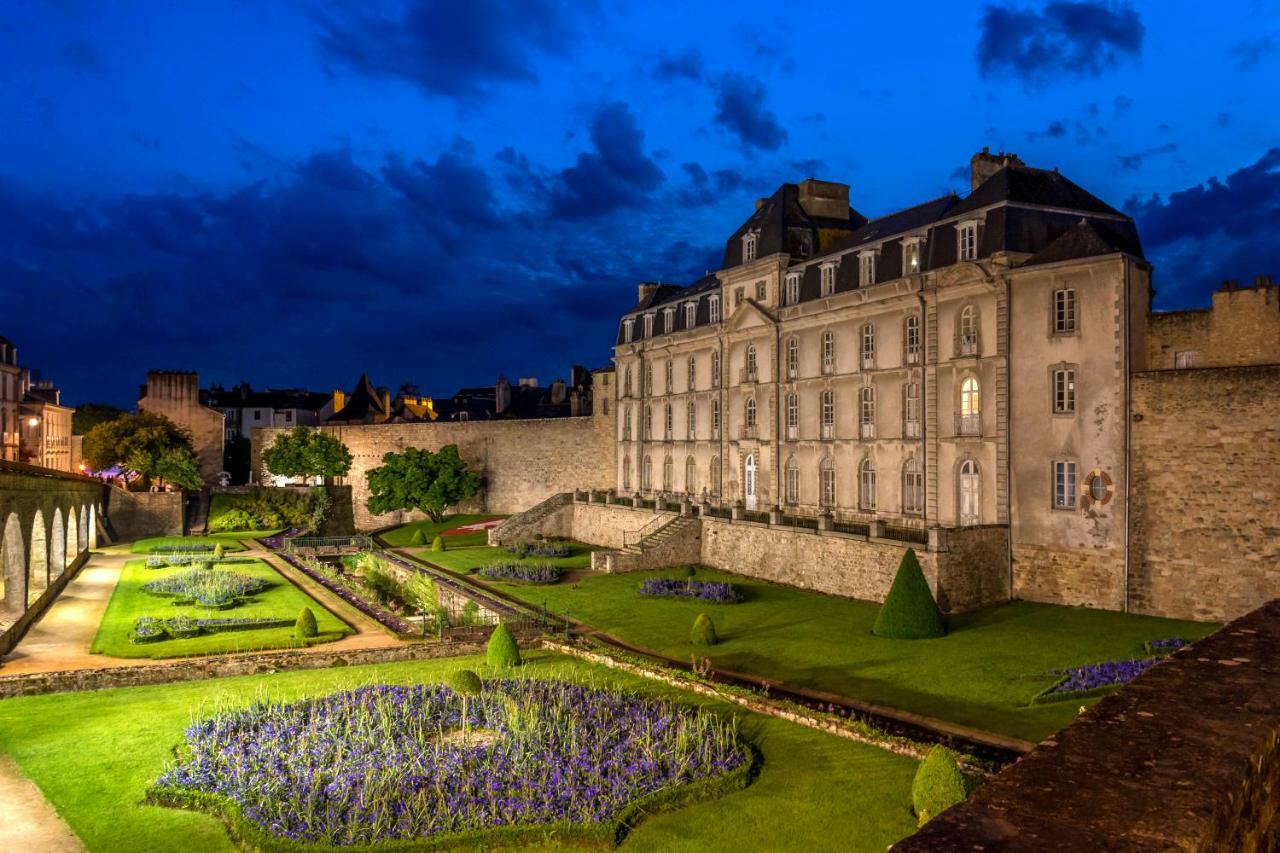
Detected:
left=872, top=548, right=946, bottom=639
left=431, top=534, right=445, bottom=552
left=409, top=528, right=426, bottom=547
left=912, top=745, right=967, bottom=825
left=486, top=623, right=521, bottom=668
left=447, top=669, right=483, bottom=696
left=690, top=613, right=718, bottom=646
left=213, top=543, right=225, bottom=560
left=295, top=607, right=318, bottom=639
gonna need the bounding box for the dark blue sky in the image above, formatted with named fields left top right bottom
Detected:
left=2, top=1, right=1277, bottom=407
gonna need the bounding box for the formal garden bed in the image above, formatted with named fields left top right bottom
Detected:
left=380, top=514, right=505, bottom=549
left=482, top=566, right=1219, bottom=742
left=639, top=576, right=743, bottom=603
left=280, top=552, right=421, bottom=636
left=91, top=558, right=351, bottom=658
left=130, top=536, right=248, bottom=555
left=0, top=653, right=924, bottom=851
left=477, top=562, right=564, bottom=584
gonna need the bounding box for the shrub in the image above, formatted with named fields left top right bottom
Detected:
left=208, top=507, right=256, bottom=533
left=410, top=528, right=426, bottom=546
left=690, top=613, right=718, bottom=646
left=295, top=607, right=318, bottom=639
left=213, top=543, right=225, bottom=560
left=872, top=548, right=946, bottom=639
left=486, top=623, right=521, bottom=668
left=912, top=746, right=967, bottom=825
left=460, top=600, right=481, bottom=626
left=447, top=669, right=482, bottom=696
left=431, top=534, right=445, bottom=552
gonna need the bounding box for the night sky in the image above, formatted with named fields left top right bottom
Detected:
left=2, top=1, right=1277, bottom=408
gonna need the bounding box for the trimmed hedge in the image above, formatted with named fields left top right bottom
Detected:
left=690, top=613, right=718, bottom=646
left=872, top=548, right=946, bottom=639
left=295, top=607, right=318, bottom=639
left=431, top=535, right=445, bottom=552
left=447, top=669, right=483, bottom=696
left=911, top=746, right=967, bottom=825
left=486, top=624, right=521, bottom=668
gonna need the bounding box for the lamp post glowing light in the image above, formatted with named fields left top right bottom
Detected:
left=26, top=416, right=39, bottom=427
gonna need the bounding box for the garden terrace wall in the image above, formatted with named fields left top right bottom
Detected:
left=253, top=412, right=615, bottom=531
left=892, top=599, right=1280, bottom=852
left=1128, top=365, right=1280, bottom=621
left=104, top=489, right=184, bottom=541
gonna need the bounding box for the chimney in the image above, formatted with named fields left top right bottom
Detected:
left=797, top=179, right=850, bottom=220
left=331, top=389, right=346, bottom=413
left=637, top=281, right=659, bottom=304
left=550, top=379, right=567, bottom=405
left=754, top=197, right=768, bottom=211
left=378, top=387, right=391, bottom=413
left=970, top=148, right=1024, bottom=191
left=495, top=376, right=511, bottom=414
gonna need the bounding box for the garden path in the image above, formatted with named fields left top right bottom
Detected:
left=0, top=752, right=83, bottom=852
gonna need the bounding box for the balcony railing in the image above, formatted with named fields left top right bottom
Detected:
left=821, top=360, right=835, bottom=375
left=904, top=420, right=921, bottom=439
left=739, top=367, right=758, bottom=384
left=860, top=422, right=876, bottom=440
left=821, top=422, right=834, bottom=440
left=955, top=412, right=981, bottom=436
left=740, top=424, right=758, bottom=439
left=956, top=335, right=978, bottom=357
left=786, top=424, right=798, bottom=440
left=905, top=348, right=920, bottom=365
left=861, top=355, right=876, bottom=370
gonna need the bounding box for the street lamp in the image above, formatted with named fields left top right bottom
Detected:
left=27, top=416, right=39, bottom=427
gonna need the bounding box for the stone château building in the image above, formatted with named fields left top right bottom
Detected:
left=613, top=150, right=1150, bottom=590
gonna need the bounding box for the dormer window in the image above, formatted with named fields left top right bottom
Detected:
left=643, top=314, right=654, bottom=337
left=623, top=318, right=634, bottom=343
left=958, top=221, right=979, bottom=261
left=784, top=273, right=801, bottom=306
left=903, top=237, right=923, bottom=273
left=858, top=251, right=877, bottom=287
left=662, top=307, right=674, bottom=334
left=820, top=262, right=837, bottom=297
left=708, top=295, right=721, bottom=323
left=684, top=301, right=697, bottom=328
left=742, top=232, right=758, bottom=264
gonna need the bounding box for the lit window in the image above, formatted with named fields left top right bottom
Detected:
left=958, top=376, right=980, bottom=435
left=786, top=337, right=799, bottom=378
left=784, top=273, right=801, bottom=306
left=820, top=263, right=836, bottom=296
left=1053, top=288, right=1077, bottom=334
left=708, top=296, right=721, bottom=323
left=1053, top=460, right=1077, bottom=510
left=859, top=252, right=876, bottom=287
left=903, top=458, right=923, bottom=514
left=861, top=323, right=876, bottom=369
left=903, top=239, right=922, bottom=273
left=859, top=458, right=877, bottom=510
left=820, top=458, right=836, bottom=508
left=743, top=232, right=757, bottom=263
left=958, top=222, right=978, bottom=261
left=905, top=315, right=921, bottom=364
left=1053, top=367, right=1076, bottom=414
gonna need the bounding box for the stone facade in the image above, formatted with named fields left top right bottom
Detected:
left=1128, top=365, right=1280, bottom=621
left=1011, top=543, right=1125, bottom=611
left=253, top=405, right=615, bottom=530
left=138, top=370, right=227, bottom=484
left=102, top=489, right=184, bottom=542
left=1148, top=277, right=1280, bottom=370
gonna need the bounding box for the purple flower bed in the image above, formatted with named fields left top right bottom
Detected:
left=152, top=680, right=747, bottom=846
left=479, top=562, right=563, bottom=584
left=280, top=553, right=417, bottom=635
left=1046, top=657, right=1164, bottom=695
left=257, top=528, right=304, bottom=550
left=130, top=615, right=294, bottom=643
left=1146, top=637, right=1187, bottom=653
left=638, top=578, right=742, bottom=603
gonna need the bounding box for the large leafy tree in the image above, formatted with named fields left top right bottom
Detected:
left=82, top=411, right=202, bottom=489
left=262, top=426, right=352, bottom=482
left=72, top=402, right=126, bottom=435
left=365, top=445, right=481, bottom=523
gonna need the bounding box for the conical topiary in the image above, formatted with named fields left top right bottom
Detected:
left=690, top=613, right=718, bottom=646
left=213, top=543, right=225, bottom=560
left=487, top=623, right=521, bottom=668
left=295, top=606, right=318, bottom=639
left=431, top=534, right=445, bottom=552
left=410, top=528, right=426, bottom=546
left=872, top=548, right=946, bottom=639
left=911, top=745, right=967, bottom=825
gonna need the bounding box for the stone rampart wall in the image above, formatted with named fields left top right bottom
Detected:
left=104, top=489, right=184, bottom=541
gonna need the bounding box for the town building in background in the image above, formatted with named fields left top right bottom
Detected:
left=203, top=383, right=337, bottom=439
left=0, top=336, right=75, bottom=472
left=137, top=371, right=226, bottom=485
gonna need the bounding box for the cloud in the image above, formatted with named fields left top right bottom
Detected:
left=1125, top=148, right=1280, bottom=306
left=648, top=49, right=704, bottom=82
left=1025, top=117, right=1101, bottom=145
left=549, top=103, right=664, bottom=220
left=312, top=0, right=578, bottom=99
left=1231, top=35, right=1275, bottom=71
left=976, top=2, right=1144, bottom=86
left=713, top=73, right=787, bottom=151
left=1112, top=95, right=1134, bottom=115
left=59, top=38, right=107, bottom=74
left=1116, top=142, right=1177, bottom=171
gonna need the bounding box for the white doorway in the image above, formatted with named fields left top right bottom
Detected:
left=744, top=454, right=757, bottom=510
left=958, top=459, right=980, bottom=525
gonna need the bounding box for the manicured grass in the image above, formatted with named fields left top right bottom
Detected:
left=380, top=514, right=505, bottom=549
left=421, top=542, right=596, bottom=575
left=90, top=558, right=351, bottom=658
left=489, top=567, right=1219, bottom=742
left=0, top=652, right=920, bottom=852
left=129, top=536, right=249, bottom=554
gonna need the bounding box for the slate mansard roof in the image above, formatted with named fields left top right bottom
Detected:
left=616, top=161, right=1144, bottom=346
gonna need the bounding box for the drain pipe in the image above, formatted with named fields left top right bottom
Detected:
left=1004, top=273, right=1014, bottom=600
left=1122, top=261, right=1133, bottom=613
left=916, top=284, right=929, bottom=531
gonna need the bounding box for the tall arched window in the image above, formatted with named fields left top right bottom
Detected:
left=685, top=457, right=697, bottom=493
left=786, top=393, right=798, bottom=439
left=745, top=398, right=757, bottom=428
left=710, top=456, right=722, bottom=496
left=644, top=405, right=653, bottom=439
left=860, top=323, right=876, bottom=369
left=904, top=314, right=921, bottom=364
left=784, top=456, right=800, bottom=504
left=687, top=400, right=696, bottom=439
left=664, top=404, right=673, bottom=439
left=860, top=386, right=876, bottom=439
left=711, top=351, right=721, bottom=387
left=958, top=376, right=980, bottom=435
left=822, top=330, right=835, bottom=372
left=903, top=457, right=923, bottom=514
left=641, top=456, right=653, bottom=491
left=903, top=381, right=921, bottom=438
left=622, top=456, right=632, bottom=490
left=665, top=360, right=673, bottom=392
left=786, top=337, right=799, bottom=377
left=957, top=305, right=978, bottom=355
left=746, top=344, right=758, bottom=380
left=662, top=456, right=673, bottom=491
left=821, top=389, right=835, bottom=439
left=687, top=356, right=696, bottom=390
left=819, top=458, right=836, bottom=508
left=623, top=407, right=633, bottom=440
left=859, top=458, right=877, bottom=510
left=643, top=363, right=653, bottom=395
left=624, top=366, right=633, bottom=396
left=712, top=399, right=721, bottom=435
left=958, top=458, right=980, bottom=525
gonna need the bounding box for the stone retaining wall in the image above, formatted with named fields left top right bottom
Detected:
left=893, top=600, right=1280, bottom=851
left=104, top=489, right=184, bottom=540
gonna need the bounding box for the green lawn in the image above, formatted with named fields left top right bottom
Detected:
left=380, top=514, right=505, bottom=549
left=90, top=558, right=351, bottom=658
left=483, top=567, right=1218, bottom=742
left=0, top=652, right=921, bottom=852
left=129, top=535, right=249, bottom=554
left=421, top=542, right=596, bottom=575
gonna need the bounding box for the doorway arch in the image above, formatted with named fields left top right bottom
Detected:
left=50, top=508, right=66, bottom=580
left=28, top=509, right=47, bottom=605
left=744, top=454, right=758, bottom=510
left=2, top=513, right=24, bottom=618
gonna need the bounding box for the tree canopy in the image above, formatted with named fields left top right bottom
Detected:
left=72, top=402, right=127, bottom=436
left=82, top=411, right=203, bottom=489
left=262, top=427, right=352, bottom=481
left=365, top=445, right=481, bottom=523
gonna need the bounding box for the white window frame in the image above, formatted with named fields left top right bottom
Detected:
left=786, top=393, right=798, bottom=440
left=745, top=397, right=757, bottom=427
left=1174, top=350, right=1199, bottom=369
left=957, top=305, right=979, bottom=356
left=663, top=307, right=675, bottom=334
left=712, top=398, right=721, bottom=434
left=820, top=262, right=837, bottom=296
left=664, top=403, right=673, bottom=439
left=623, top=318, right=634, bottom=343
left=820, top=459, right=836, bottom=508
left=643, top=314, right=654, bottom=337
left=1053, top=460, right=1078, bottom=510
left=904, top=315, right=921, bottom=364
left=687, top=400, right=696, bottom=439
left=903, top=237, right=923, bottom=274
left=685, top=301, right=697, bottom=328
left=861, top=323, right=876, bottom=370
left=904, top=381, right=920, bottom=438
left=784, top=273, right=801, bottom=306
left=711, top=351, right=721, bottom=386
left=742, top=232, right=758, bottom=263
left=859, top=458, right=876, bottom=510
left=820, top=390, right=834, bottom=439
left=958, top=220, right=979, bottom=261
left=903, top=458, right=923, bottom=514
left=860, top=386, right=876, bottom=439
left=786, top=336, right=799, bottom=378
left=784, top=460, right=800, bottom=504
left=708, top=295, right=721, bottom=323
left=858, top=251, right=876, bottom=287
left=1053, top=288, right=1077, bottom=334
left=1053, top=367, right=1076, bottom=414
left=665, top=360, right=673, bottom=393
left=687, top=356, right=696, bottom=391
left=822, top=330, right=835, bottom=373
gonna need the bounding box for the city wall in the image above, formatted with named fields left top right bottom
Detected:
left=253, top=413, right=615, bottom=530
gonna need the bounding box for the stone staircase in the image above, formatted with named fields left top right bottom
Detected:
left=488, top=492, right=573, bottom=546
left=595, top=514, right=702, bottom=573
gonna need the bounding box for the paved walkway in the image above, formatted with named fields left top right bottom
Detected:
left=0, top=753, right=82, bottom=852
